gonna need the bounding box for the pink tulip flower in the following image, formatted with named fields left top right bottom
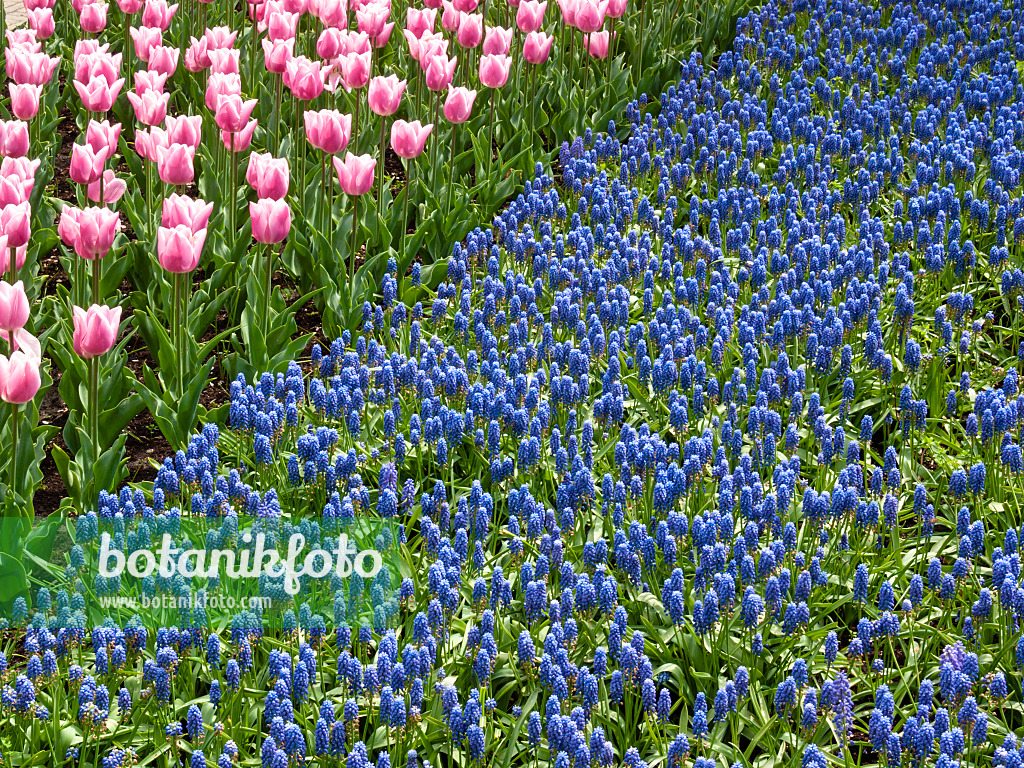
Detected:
left=59, top=205, right=119, bottom=259
left=478, top=53, right=511, bottom=88
left=284, top=56, right=325, bottom=100
left=28, top=3, right=54, bottom=33
left=185, top=36, right=212, bottom=72
left=79, top=0, right=109, bottom=34
left=157, top=225, right=206, bottom=272
left=156, top=143, right=195, bottom=185
left=453, top=0, right=477, bottom=11
left=70, top=142, right=109, bottom=185
left=424, top=53, right=457, bottom=91
left=523, top=30, right=553, bottom=63
left=405, top=6, right=436, bottom=37
left=87, top=169, right=127, bottom=204
left=516, top=0, right=546, bottom=31
left=126, top=88, right=169, bottom=125
left=606, top=0, right=625, bottom=17
left=317, top=27, right=344, bottom=59
left=204, top=25, right=238, bottom=48
left=267, top=10, right=298, bottom=39
left=0, top=121, right=29, bottom=158
left=356, top=3, right=388, bottom=36
left=215, top=93, right=258, bottom=132
left=208, top=48, right=240, bottom=75
left=7, top=49, right=58, bottom=85
left=573, top=0, right=605, bottom=32
left=117, top=0, right=143, bottom=12
left=134, top=68, right=167, bottom=94
left=555, top=0, right=576, bottom=25
left=582, top=29, right=610, bottom=58
left=482, top=25, right=512, bottom=55
left=147, top=44, right=179, bottom=77
left=74, top=75, right=124, bottom=112
left=340, top=50, right=371, bottom=90
left=205, top=72, right=241, bottom=110
left=456, top=12, right=482, bottom=48
left=367, top=74, right=405, bottom=115
left=165, top=114, right=202, bottom=148
left=390, top=119, right=432, bottom=159
left=0, top=203, right=29, bottom=250
left=222, top=120, right=258, bottom=151
left=250, top=198, right=291, bottom=244
left=9, top=84, right=41, bottom=120
left=262, top=37, right=295, bottom=74
left=160, top=195, right=212, bottom=233
left=0, top=349, right=41, bottom=403
left=305, top=109, right=352, bottom=154
left=440, top=0, right=458, bottom=30
left=141, top=0, right=177, bottom=30
left=246, top=153, right=290, bottom=200
left=72, top=304, right=121, bottom=358
left=0, top=281, right=29, bottom=332
left=443, top=85, right=476, bottom=123
left=315, top=0, right=347, bottom=26
left=130, top=25, right=162, bottom=60
left=333, top=152, right=376, bottom=195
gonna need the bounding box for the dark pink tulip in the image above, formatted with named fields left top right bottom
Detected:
left=441, top=0, right=458, bottom=31
left=72, top=304, right=121, bottom=358
left=0, top=121, right=29, bottom=158
left=333, top=152, right=375, bottom=195
left=214, top=93, right=257, bottom=132
left=424, top=53, right=457, bottom=91
left=205, top=72, right=241, bottom=110
left=126, top=88, right=169, bottom=125
left=516, top=0, right=546, bottom=31
left=317, top=27, right=345, bottom=59
left=406, top=7, right=436, bottom=37
left=482, top=25, right=512, bottom=55
left=453, top=0, right=478, bottom=11
left=284, top=56, right=325, bottom=100
left=305, top=109, right=352, bottom=154
left=390, top=119, right=432, bottom=159
left=87, top=169, right=127, bottom=203
left=443, top=85, right=475, bottom=123
left=250, top=198, right=291, bottom=244
left=28, top=9, right=55, bottom=39
left=141, top=0, right=178, bottom=30
left=0, top=280, right=29, bottom=332
left=573, top=0, right=606, bottom=32
left=0, top=349, right=41, bottom=404
left=156, top=143, right=195, bottom=185
left=162, top=194, right=214, bottom=231
left=456, top=12, right=482, bottom=48
left=221, top=119, right=258, bottom=151
left=79, top=0, right=109, bottom=34
left=367, top=74, right=405, bottom=115
left=147, top=44, right=180, bottom=77
left=262, top=37, right=295, bottom=74
left=157, top=225, right=206, bottom=272
left=165, top=114, right=202, bottom=148
left=523, top=30, right=553, bottom=63
left=130, top=25, right=162, bottom=61
left=245, top=152, right=290, bottom=200
left=70, top=142, right=109, bottom=185
left=478, top=53, right=511, bottom=88
left=582, top=29, right=610, bottom=58
left=340, top=50, right=371, bottom=90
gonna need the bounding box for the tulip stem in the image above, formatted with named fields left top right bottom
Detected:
left=350, top=194, right=359, bottom=288
left=92, top=257, right=101, bottom=306
left=446, top=124, right=457, bottom=215
left=88, top=356, right=99, bottom=497
left=9, top=402, right=17, bottom=513
left=487, top=89, right=496, bottom=181
left=7, top=245, right=14, bottom=283
left=263, top=244, right=273, bottom=354
left=403, top=161, right=412, bottom=265
left=431, top=92, right=440, bottom=199
left=377, top=117, right=387, bottom=209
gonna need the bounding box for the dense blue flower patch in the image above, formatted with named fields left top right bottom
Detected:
left=6, top=0, right=1024, bottom=764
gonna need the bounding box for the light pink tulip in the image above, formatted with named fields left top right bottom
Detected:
left=443, top=85, right=476, bottom=123
left=456, top=12, right=482, bottom=48
left=59, top=205, right=119, bottom=259
left=482, top=25, right=512, bottom=55
left=246, top=153, right=290, bottom=200
left=0, top=349, right=41, bottom=403
left=185, top=35, right=212, bottom=71
left=7, top=50, right=58, bottom=86
left=0, top=203, right=30, bottom=250
left=582, top=29, right=610, bottom=58
left=478, top=53, right=511, bottom=88
left=130, top=25, right=162, bottom=61
left=72, top=304, right=121, bottom=358
left=606, top=0, right=625, bottom=17
left=424, top=53, right=457, bottom=91
left=87, top=170, right=127, bottom=204
left=315, top=0, right=347, bottom=26
left=573, top=0, right=606, bottom=32
left=250, top=198, right=291, bottom=244
left=305, top=109, right=352, bottom=154
left=204, top=25, right=238, bottom=48
left=317, top=27, right=344, bottom=59
left=215, top=93, right=258, bottom=132
left=340, top=50, right=371, bottom=90
left=134, top=68, right=167, bottom=94
left=390, top=119, right=432, bottom=159
left=74, top=75, right=124, bottom=112
left=356, top=4, right=388, bottom=36
left=284, top=56, right=325, bottom=100
left=156, top=143, right=195, bottom=185
left=9, top=84, right=41, bottom=120
left=0, top=281, right=29, bottom=332
left=333, top=152, right=376, bottom=195
left=262, top=37, right=295, bottom=74
left=221, top=120, right=258, bottom=151
left=117, top=0, right=143, bottom=12
left=126, top=88, right=169, bottom=125
left=157, top=225, right=206, bottom=272
left=367, top=74, right=405, bottom=116
left=79, top=0, right=109, bottom=34
left=205, top=72, right=241, bottom=110
left=555, top=0, right=576, bottom=25
left=147, top=44, right=180, bottom=77
left=0, top=121, right=29, bottom=158
left=523, top=30, right=553, bottom=64
left=165, top=114, right=202, bottom=148
left=162, top=194, right=213, bottom=231
left=267, top=10, right=298, bottom=39
left=405, top=6, right=436, bottom=37
left=70, top=142, right=108, bottom=185
left=27, top=0, right=53, bottom=30
left=208, top=48, right=240, bottom=75
left=440, top=0, right=459, bottom=31
left=516, top=0, right=546, bottom=31
left=141, top=0, right=177, bottom=30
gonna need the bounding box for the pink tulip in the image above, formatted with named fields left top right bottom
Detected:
left=339, top=50, right=371, bottom=90
left=87, top=169, right=127, bottom=204
left=133, top=126, right=167, bottom=161
left=424, top=53, right=457, bottom=91
left=516, top=0, right=546, bottom=31
left=72, top=304, right=121, bottom=358
left=405, top=6, right=436, bottom=37
left=573, top=0, right=605, bottom=32
left=423, top=0, right=441, bottom=8
left=341, top=29, right=372, bottom=53
left=147, top=45, right=179, bottom=77
left=390, top=119, right=432, bottom=159
left=205, top=72, right=241, bottom=110
left=305, top=109, right=352, bottom=154
left=262, top=37, right=294, bottom=74
left=440, top=0, right=458, bottom=30
left=130, top=25, right=161, bottom=60
left=59, top=205, right=119, bottom=259
left=417, top=32, right=449, bottom=64
left=456, top=12, right=482, bottom=48
left=246, top=153, right=290, bottom=200
left=523, top=30, right=553, bottom=63
left=222, top=120, right=258, bottom=151
left=284, top=56, right=325, bottom=100
left=250, top=198, right=291, bottom=244
left=582, top=29, right=610, bottom=58
left=443, top=85, right=476, bottom=123
left=372, top=21, right=394, bottom=47
left=209, top=48, right=240, bottom=75
left=482, top=25, right=512, bottom=55
left=134, top=68, right=167, bottom=94
left=0, top=203, right=30, bottom=249
left=215, top=93, right=258, bottom=132
left=70, top=142, right=108, bottom=185
left=74, top=75, right=124, bottom=112
left=555, top=0, right=576, bottom=25
left=605, top=0, right=625, bottom=17
left=11, top=29, right=43, bottom=49
left=1, top=158, right=40, bottom=197
left=0, top=349, right=41, bottom=403
left=126, top=88, right=169, bottom=125
left=356, top=3, right=388, bottom=36
left=141, top=0, right=177, bottom=30
left=267, top=10, right=298, bottom=39
left=367, top=74, right=406, bottom=116
left=453, top=0, right=477, bottom=10
left=333, top=152, right=376, bottom=195
left=204, top=25, right=238, bottom=48
left=117, top=0, right=143, bottom=12
left=7, top=50, right=59, bottom=86
left=156, top=143, right=195, bottom=186
left=9, top=84, right=41, bottom=120
left=162, top=194, right=213, bottom=231
left=478, top=53, right=511, bottom=88
left=0, top=176, right=28, bottom=207
left=79, top=0, right=109, bottom=33
left=157, top=225, right=206, bottom=272
left=282, top=0, right=308, bottom=14
left=165, top=114, right=202, bottom=148
left=317, top=27, right=344, bottom=59
left=73, top=47, right=121, bottom=82
left=315, top=0, right=347, bottom=26
left=0, top=121, right=29, bottom=158
left=185, top=37, right=211, bottom=72
left=0, top=281, right=28, bottom=332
